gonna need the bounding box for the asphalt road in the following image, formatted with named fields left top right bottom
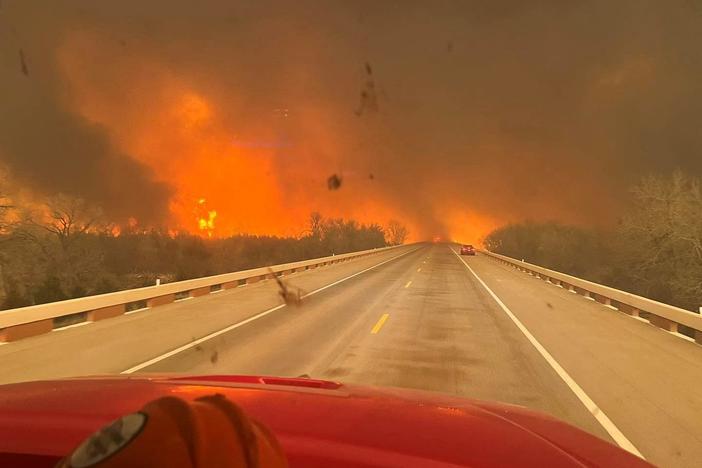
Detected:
left=1, top=243, right=701, bottom=467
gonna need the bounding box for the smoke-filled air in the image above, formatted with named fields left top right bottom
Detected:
left=2, top=1, right=702, bottom=241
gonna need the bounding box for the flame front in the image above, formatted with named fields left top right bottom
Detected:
left=196, top=198, right=217, bottom=237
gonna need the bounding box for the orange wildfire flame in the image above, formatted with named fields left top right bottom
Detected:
left=55, top=33, right=500, bottom=242
left=196, top=198, right=217, bottom=237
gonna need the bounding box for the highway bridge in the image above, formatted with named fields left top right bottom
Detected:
left=0, top=243, right=700, bottom=467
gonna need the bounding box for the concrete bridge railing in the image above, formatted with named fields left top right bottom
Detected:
left=0, top=245, right=404, bottom=343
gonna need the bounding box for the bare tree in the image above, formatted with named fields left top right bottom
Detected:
left=9, top=194, right=107, bottom=302
left=38, top=194, right=104, bottom=248
left=620, top=171, right=702, bottom=308
left=386, top=220, right=408, bottom=245
left=309, top=212, right=323, bottom=239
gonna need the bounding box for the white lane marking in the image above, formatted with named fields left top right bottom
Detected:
left=450, top=247, right=644, bottom=459
left=122, top=247, right=421, bottom=374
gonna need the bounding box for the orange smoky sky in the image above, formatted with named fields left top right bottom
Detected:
left=57, top=31, right=404, bottom=237
left=2, top=1, right=702, bottom=243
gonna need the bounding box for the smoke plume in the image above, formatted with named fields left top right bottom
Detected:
left=1, top=1, right=701, bottom=240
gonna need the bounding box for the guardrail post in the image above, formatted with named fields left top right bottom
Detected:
left=649, top=316, right=679, bottom=333
left=190, top=287, right=210, bottom=298
left=0, top=319, right=53, bottom=342
left=88, top=304, right=125, bottom=321
left=147, top=294, right=174, bottom=308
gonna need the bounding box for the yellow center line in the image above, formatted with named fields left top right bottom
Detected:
left=404, top=280, right=412, bottom=288
left=371, top=313, right=389, bottom=334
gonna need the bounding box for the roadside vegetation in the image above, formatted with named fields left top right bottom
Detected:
left=485, top=171, right=702, bottom=312
left=0, top=200, right=400, bottom=309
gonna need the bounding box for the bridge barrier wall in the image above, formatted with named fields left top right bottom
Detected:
left=480, top=249, right=702, bottom=345
left=0, top=245, right=406, bottom=343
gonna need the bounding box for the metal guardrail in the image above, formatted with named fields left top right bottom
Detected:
left=0, top=245, right=406, bottom=342
left=480, top=249, right=702, bottom=344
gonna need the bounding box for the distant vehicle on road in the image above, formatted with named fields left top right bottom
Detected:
left=460, top=244, right=476, bottom=256
left=0, top=375, right=651, bottom=467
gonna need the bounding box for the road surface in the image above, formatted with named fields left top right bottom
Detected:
left=1, top=243, right=701, bottom=467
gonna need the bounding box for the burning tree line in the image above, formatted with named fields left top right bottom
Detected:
left=0, top=197, right=408, bottom=309
left=484, top=171, right=702, bottom=312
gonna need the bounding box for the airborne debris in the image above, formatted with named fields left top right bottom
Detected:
left=447, top=41, right=454, bottom=53
left=355, top=61, right=378, bottom=116
left=327, top=174, right=342, bottom=190
left=19, top=49, right=29, bottom=76
left=369, top=173, right=375, bottom=180
left=191, top=337, right=203, bottom=352
left=210, top=350, right=219, bottom=364
left=546, top=302, right=553, bottom=309
left=269, top=268, right=304, bottom=306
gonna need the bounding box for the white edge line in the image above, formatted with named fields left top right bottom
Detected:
left=629, top=315, right=650, bottom=324
left=125, top=307, right=149, bottom=315
left=671, top=331, right=695, bottom=343
left=121, top=246, right=420, bottom=374
left=450, top=247, right=644, bottom=459
left=52, top=321, right=91, bottom=332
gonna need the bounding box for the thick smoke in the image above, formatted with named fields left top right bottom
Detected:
left=0, top=1, right=171, bottom=223
left=1, top=1, right=701, bottom=238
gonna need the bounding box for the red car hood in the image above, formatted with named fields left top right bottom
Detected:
left=0, top=375, right=651, bottom=467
